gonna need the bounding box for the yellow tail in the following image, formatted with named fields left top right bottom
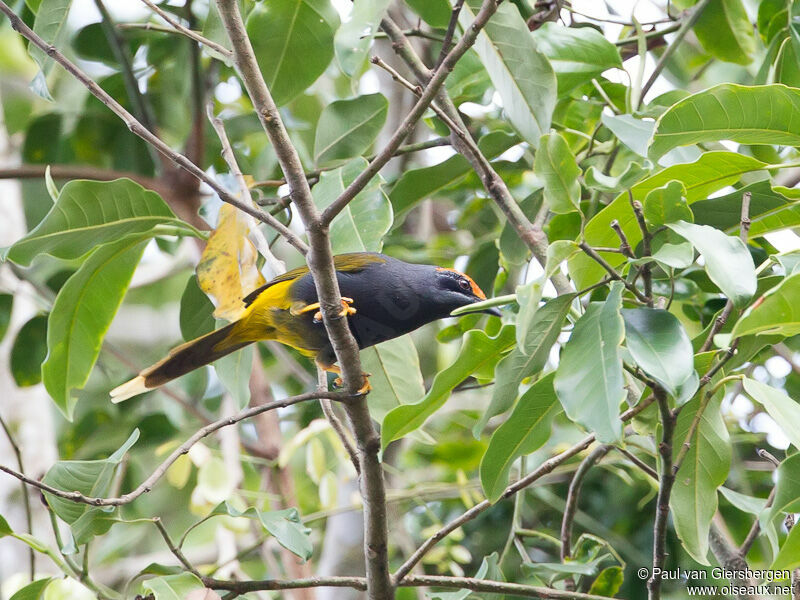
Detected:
left=110, top=322, right=253, bottom=403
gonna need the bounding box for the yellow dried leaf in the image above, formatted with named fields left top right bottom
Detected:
left=197, top=204, right=266, bottom=321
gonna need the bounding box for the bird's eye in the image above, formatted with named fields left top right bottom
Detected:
left=458, top=278, right=471, bottom=292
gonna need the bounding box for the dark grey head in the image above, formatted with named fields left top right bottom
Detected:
left=428, top=266, right=502, bottom=318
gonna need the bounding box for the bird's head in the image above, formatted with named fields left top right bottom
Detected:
left=430, top=267, right=502, bottom=317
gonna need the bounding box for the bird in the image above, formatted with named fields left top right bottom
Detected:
left=110, top=252, right=500, bottom=402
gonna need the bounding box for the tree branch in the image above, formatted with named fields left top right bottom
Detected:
left=0, top=390, right=343, bottom=507
left=0, top=414, right=34, bottom=581
left=0, top=2, right=307, bottom=254
left=320, top=0, right=503, bottom=227
left=139, top=0, right=233, bottom=59
left=648, top=388, right=675, bottom=600
left=212, top=1, right=391, bottom=597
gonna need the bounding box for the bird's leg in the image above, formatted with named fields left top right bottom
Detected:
left=292, top=298, right=357, bottom=323
left=317, top=362, right=372, bottom=394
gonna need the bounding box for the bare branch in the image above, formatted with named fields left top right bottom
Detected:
left=139, top=0, right=233, bottom=59
left=0, top=390, right=344, bottom=507
left=0, top=414, right=34, bottom=581
left=648, top=388, right=675, bottom=600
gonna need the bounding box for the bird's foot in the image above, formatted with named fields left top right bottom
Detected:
left=312, top=297, right=357, bottom=322
left=333, top=372, right=372, bottom=394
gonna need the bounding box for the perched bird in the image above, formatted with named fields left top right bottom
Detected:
left=110, top=252, right=499, bottom=402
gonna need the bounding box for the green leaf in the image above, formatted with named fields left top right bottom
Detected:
left=670, top=394, right=731, bottom=565
left=742, top=379, right=800, bottom=450
left=389, top=131, right=517, bottom=216
left=10, top=315, right=47, bottom=387
left=28, top=0, right=73, bottom=92
left=447, top=49, right=492, bottom=105
left=732, top=272, right=800, bottom=338
left=554, top=283, right=625, bottom=443
left=0, top=294, right=11, bottom=343
left=767, top=453, right=800, bottom=518
left=142, top=573, right=205, bottom=600
left=568, top=152, right=766, bottom=289
left=719, top=486, right=768, bottom=515
left=601, top=113, right=654, bottom=158
left=692, top=180, right=800, bottom=238
left=180, top=275, right=215, bottom=341
left=530, top=22, right=622, bottom=95
left=475, top=294, right=573, bottom=436
left=70, top=507, right=119, bottom=545
left=42, top=430, right=139, bottom=524
left=621, top=308, right=694, bottom=396
left=588, top=566, right=624, bottom=597
left=334, top=0, right=390, bottom=76
left=480, top=373, right=561, bottom=502
left=534, top=131, right=581, bottom=214
left=313, top=158, right=392, bottom=253
left=584, top=162, right=651, bottom=193
left=643, top=181, right=692, bottom=228
left=461, top=0, right=556, bottom=147
left=215, top=502, right=313, bottom=560
left=666, top=220, right=756, bottom=308
left=7, top=179, right=195, bottom=266
left=382, top=326, right=516, bottom=447
left=246, top=0, right=339, bottom=106
left=404, top=0, right=450, bottom=27
left=9, top=578, right=53, bottom=600
left=770, top=525, right=800, bottom=571
left=314, top=94, right=389, bottom=164
left=42, top=236, right=147, bottom=419
left=360, top=335, right=425, bottom=423
left=693, top=0, right=756, bottom=65
left=215, top=345, right=253, bottom=410
left=650, top=84, right=800, bottom=159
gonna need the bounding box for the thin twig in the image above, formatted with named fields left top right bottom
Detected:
left=317, top=368, right=360, bottom=475
left=0, top=2, right=307, bottom=254
left=639, top=0, right=712, bottom=103
left=561, top=445, right=612, bottom=590
left=578, top=242, right=650, bottom=303
left=153, top=517, right=202, bottom=578
left=738, top=487, right=775, bottom=558
left=628, top=194, right=653, bottom=305
left=615, top=446, right=658, bottom=480
left=610, top=219, right=635, bottom=259
left=139, top=0, right=233, bottom=58
left=0, top=391, right=344, bottom=506
left=393, top=395, right=658, bottom=584
left=435, top=0, right=465, bottom=69
left=0, top=414, right=34, bottom=581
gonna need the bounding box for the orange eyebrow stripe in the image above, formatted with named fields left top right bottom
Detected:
left=436, top=267, right=487, bottom=300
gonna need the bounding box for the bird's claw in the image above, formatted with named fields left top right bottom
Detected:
left=333, top=372, right=372, bottom=394
left=313, top=297, right=357, bottom=323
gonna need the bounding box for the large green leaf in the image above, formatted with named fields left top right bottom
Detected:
left=460, top=0, right=555, bottom=147
left=742, top=379, right=800, bottom=450
left=180, top=275, right=215, bottom=341
left=622, top=308, right=694, bottom=396
left=480, top=373, right=561, bottom=502
left=670, top=394, right=731, bottom=565
left=692, top=180, right=800, bottom=238
left=475, top=294, right=573, bottom=436
left=42, top=430, right=139, bottom=524
left=7, top=178, right=195, bottom=265
left=10, top=315, right=48, bottom=387
left=693, top=0, right=756, bottom=65
left=314, top=94, right=388, bottom=164
left=650, top=84, right=800, bottom=159
left=360, top=335, right=425, bottom=423
left=142, top=573, right=205, bottom=600
left=731, top=272, right=800, bottom=338
left=642, top=181, right=692, bottom=228
left=534, top=131, right=580, bottom=214
left=382, top=326, right=516, bottom=447
left=215, top=344, right=253, bottom=410
left=554, top=283, right=625, bottom=443
left=388, top=131, right=518, bottom=217
left=530, top=22, right=622, bottom=95
left=666, top=220, right=756, bottom=308
left=334, top=0, right=390, bottom=76
left=246, top=0, right=339, bottom=106
left=42, top=236, right=147, bottom=419
left=601, top=113, right=654, bottom=158
left=568, top=152, right=766, bottom=289
left=314, top=158, right=392, bottom=253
